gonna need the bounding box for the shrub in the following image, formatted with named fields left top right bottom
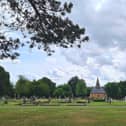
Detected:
left=93, top=99, right=105, bottom=102
left=76, top=100, right=87, bottom=104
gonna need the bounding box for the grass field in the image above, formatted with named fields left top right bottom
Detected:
left=0, top=101, right=126, bottom=126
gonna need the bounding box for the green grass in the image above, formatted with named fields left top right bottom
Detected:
left=0, top=101, right=126, bottom=126
left=89, top=100, right=126, bottom=106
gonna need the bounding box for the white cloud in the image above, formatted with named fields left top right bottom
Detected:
left=1, top=0, right=126, bottom=86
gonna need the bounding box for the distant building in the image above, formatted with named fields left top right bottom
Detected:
left=90, top=78, right=106, bottom=100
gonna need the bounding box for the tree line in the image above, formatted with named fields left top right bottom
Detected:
left=0, top=66, right=88, bottom=98
left=15, top=76, right=89, bottom=98
left=105, top=82, right=126, bottom=99
left=1, top=65, right=126, bottom=99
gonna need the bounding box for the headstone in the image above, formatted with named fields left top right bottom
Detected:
left=2, top=96, right=8, bottom=104
left=124, top=96, right=126, bottom=102
left=22, top=96, right=26, bottom=104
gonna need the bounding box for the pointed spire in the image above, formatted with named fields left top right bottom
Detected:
left=96, top=77, right=100, bottom=88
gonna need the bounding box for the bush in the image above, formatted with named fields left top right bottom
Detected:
left=58, top=100, right=71, bottom=103
left=93, top=99, right=105, bottom=102
left=76, top=100, right=87, bottom=104
left=4, top=100, right=8, bottom=104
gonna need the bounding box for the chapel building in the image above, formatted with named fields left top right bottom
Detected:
left=90, top=78, right=107, bottom=100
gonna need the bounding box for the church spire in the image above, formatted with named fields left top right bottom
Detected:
left=96, top=77, right=100, bottom=88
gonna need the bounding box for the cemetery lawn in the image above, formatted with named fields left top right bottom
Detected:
left=0, top=104, right=126, bottom=126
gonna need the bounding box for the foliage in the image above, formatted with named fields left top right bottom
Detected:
left=86, top=87, right=92, bottom=96
left=0, top=0, right=89, bottom=59
left=93, top=99, right=105, bottom=102
left=119, top=81, right=126, bottom=98
left=0, top=66, right=13, bottom=96
left=15, top=75, right=33, bottom=97
left=60, top=84, right=72, bottom=97
left=68, top=76, right=79, bottom=97
left=76, top=99, right=87, bottom=103
left=15, top=76, right=56, bottom=98
left=38, top=77, right=56, bottom=97
left=75, top=79, right=87, bottom=97
left=105, top=81, right=126, bottom=99
left=68, top=76, right=87, bottom=97
left=53, top=84, right=72, bottom=98
left=53, top=87, right=64, bottom=98
left=33, top=80, right=50, bottom=97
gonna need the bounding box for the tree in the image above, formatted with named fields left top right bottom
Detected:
left=0, top=0, right=89, bottom=59
left=105, top=82, right=121, bottom=99
left=76, top=79, right=87, bottom=97
left=53, top=87, right=64, bottom=98
left=39, top=77, right=56, bottom=97
left=34, top=79, right=50, bottom=97
left=8, top=82, right=15, bottom=97
left=53, top=84, right=72, bottom=98
left=0, top=66, right=13, bottom=96
left=119, top=81, right=126, bottom=98
left=61, top=84, right=72, bottom=97
left=37, top=82, right=50, bottom=97
left=105, top=81, right=126, bottom=99
left=68, top=76, right=79, bottom=97
left=86, top=87, right=92, bottom=97
left=15, top=76, right=55, bottom=98
left=15, top=75, right=33, bottom=97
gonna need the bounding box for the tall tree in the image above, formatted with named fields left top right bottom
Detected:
left=39, top=77, right=56, bottom=97
left=53, top=87, right=64, bottom=98
left=61, top=84, right=72, bottom=97
left=35, top=81, right=50, bottom=97
left=76, top=79, right=87, bottom=97
left=53, top=84, right=72, bottom=98
left=86, top=87, right=92, bottom=97
left=119, top=81, right=126, bottom=98
left=0, top=66, right=13, bottom=96
left=68, top=76, right=79, bottom=97
left=15, top=75, right=33, bottom=97
left=105, top=82, right=121, bottom=99
left=0, top=0, right=89, bottom=59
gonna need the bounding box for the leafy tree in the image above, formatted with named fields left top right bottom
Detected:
left=68, top=76, right=79, bottom=97
left=104, top=81, right=126, bottom=99
left=105, top=82, right=121, bottom=99
left=38, top=77, right=56, bottom=97
left=8, top=82, right=15, bottom=97
left=15, top=77, right=55, bottom=98
left=53, top=84, right=72, bottom=98
left=0, top=66, right=13, bottom=96
left=61, top=84, right=72, bottom=97
left=15, top=75, right=33, bottom=97
left=38, top=83, right=50, bottom=97
left=76, top=79, right=87, bottom=97
left=30, top=79, right=38, bottom=96
left=53, top=87, right=64, bottom=98
left=34, top=80, right=50, bottom=97
left=119, top=81, right=126, bottom=98
left=0, top=0, right=89, bottom=59
left=86, top=87, right=92, bottom=97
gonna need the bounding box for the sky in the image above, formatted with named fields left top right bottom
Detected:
left=0, top=0, right=126, bottom=86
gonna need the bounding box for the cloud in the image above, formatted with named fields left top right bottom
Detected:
left=1, top=0, right=126, bottom=86
left=61, top=0, right=126, bottom=84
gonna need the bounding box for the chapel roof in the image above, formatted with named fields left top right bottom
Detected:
left=90, top=78, right=106, bottom=94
